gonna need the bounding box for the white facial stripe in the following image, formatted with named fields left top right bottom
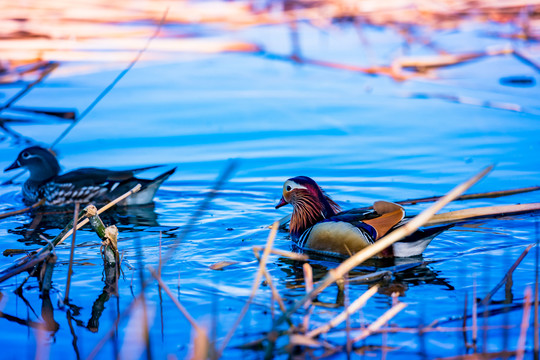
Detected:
left=22, top=154, right=39, bottom=160
left=284, top=180, right=307, bottom=192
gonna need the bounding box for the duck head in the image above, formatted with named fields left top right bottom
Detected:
left=276, top=176, right=341, bottom=238
left=5, top=146, right=61, bottom=182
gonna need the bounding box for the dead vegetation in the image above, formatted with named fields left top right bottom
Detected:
left=1, top=0, right=540, bottom=359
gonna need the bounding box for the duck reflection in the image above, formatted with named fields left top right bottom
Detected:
left=87, top=262, right=118, bottom=333
left=7, top=204, right=167, bottom=245
left=276, top=254, right=454, bottom=307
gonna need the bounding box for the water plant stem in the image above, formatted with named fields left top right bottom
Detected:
left=64, top=202, right=80, bottom=303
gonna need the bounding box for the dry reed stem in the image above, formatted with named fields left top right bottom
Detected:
left=190, top=326, right=210, bottom=360
left=273, top=165, right=492, bottom=329
left=217, top=222, right=278, bottom=357
left=209, top=261, right=239, bottom=270
left=307, top=285, right=379, bottom=338
left=473, top=280, right=478, bottom=348
left=395, top=186, right=540, bottom=206
left=303, top=263, right=314, bottom=304
left=392, top=47, right=511, bottom=72
left=434, top=350, right=516, bottom=360
left=512, top=49, right=540, bottom=73
left=463, top=291, right=469, bottom=348
left=481, top=244, right=535, bottom=305
left=352, top=302, right=407, bottom=342
left=302, top=263, right=313, bottom=332
left=148, top=267, right=202, bottom=333
left=0, top=198, right=45, bottom=220
left=535, top=229, right=539, bottom=357
left=516, top=287, right=532, bottom=360
left=0, top=38, right=260, bottom=54
left=158, top=232, right=162, bottom=276
left=56, top=184, right=141, bottom=247
left=252, top=247, right=287, bottom=314
left=426, top=203, right=540, bottom=227
left=252, top=246, right=308, bottom=261
left=367, top=324, right=515, bottom=334
left=64, top=202, right=80, bottom=303
left=289, top=334, right=326, bottom=348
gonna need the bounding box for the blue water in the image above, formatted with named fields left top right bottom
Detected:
left=0, top=19, right=539, bottom=359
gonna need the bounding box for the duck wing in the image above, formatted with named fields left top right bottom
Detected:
left=297, top=201, right=407, bottom=258
left=44, top=166, right=174, bottom=205
left=54, top=165, right=163, bottom=186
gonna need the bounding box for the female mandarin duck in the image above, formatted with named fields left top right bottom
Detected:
left=4, top=146, right=176, bottom=206
left=276, top=176, right=448, bottom=258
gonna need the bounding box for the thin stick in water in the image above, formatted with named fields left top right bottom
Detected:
left=307, top=285, right=379, bottom=338
left=64, top=202, right=80, bottom=303
left=481, top=244, right=535, bottom=306
left=217, top=222, right=278, bottom=357
left=516, top=287, right=532, bottom=360
left=0, top=199, right=45, bottom=220
left=352, top=302, right=407, bottom=342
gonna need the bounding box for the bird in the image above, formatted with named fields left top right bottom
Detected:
left=275, top=176, right=454, bottom=258
left=4, top=146, right=176, bottom=206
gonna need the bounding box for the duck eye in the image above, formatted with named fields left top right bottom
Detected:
left=286, top=185, right=292, bottom=191
left=21, top=152, right=30, bottom=159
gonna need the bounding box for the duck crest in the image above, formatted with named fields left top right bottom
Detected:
left=289, top=178, right=341, bottom=239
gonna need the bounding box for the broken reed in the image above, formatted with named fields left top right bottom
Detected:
left=0, top=185, right=140, bottom=284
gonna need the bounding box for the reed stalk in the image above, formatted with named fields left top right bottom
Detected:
left=307, top=285, right=379, bottom=338
left=64, top=202, right=80, bottom=303
left=352, top=302, right=407, bottom=342
left=217, top=222, right=278, bottom=357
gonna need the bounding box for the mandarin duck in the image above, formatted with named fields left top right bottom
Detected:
left=276, top=176, right=450, bottom=258
left=4, top=146, right=176, bottom=206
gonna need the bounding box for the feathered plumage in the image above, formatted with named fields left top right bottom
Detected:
left=5, top=146, right=175, bottom=206
left=276, top=176, right=444, bottom=258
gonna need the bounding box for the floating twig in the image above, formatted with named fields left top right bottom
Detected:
left=425, top=203, right=540, bottom=227
left=395, top=186, right=540, bottom=206
left=252, top=246, right=308, bottom=261
left=0, top=199, right=45, bottom=220
left=209, top=261, right=239, bottom=270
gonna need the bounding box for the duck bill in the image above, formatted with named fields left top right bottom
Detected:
left=4, top=160, right=20, bottom=172
left=275, top=196, right=288, bottom=209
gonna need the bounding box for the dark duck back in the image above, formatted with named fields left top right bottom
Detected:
left=5, top=146, right=176, bottom=206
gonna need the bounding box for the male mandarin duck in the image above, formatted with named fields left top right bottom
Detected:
left=275, top=176, right=449, bottom=258
left=4, top=146, right=176, bottom=206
